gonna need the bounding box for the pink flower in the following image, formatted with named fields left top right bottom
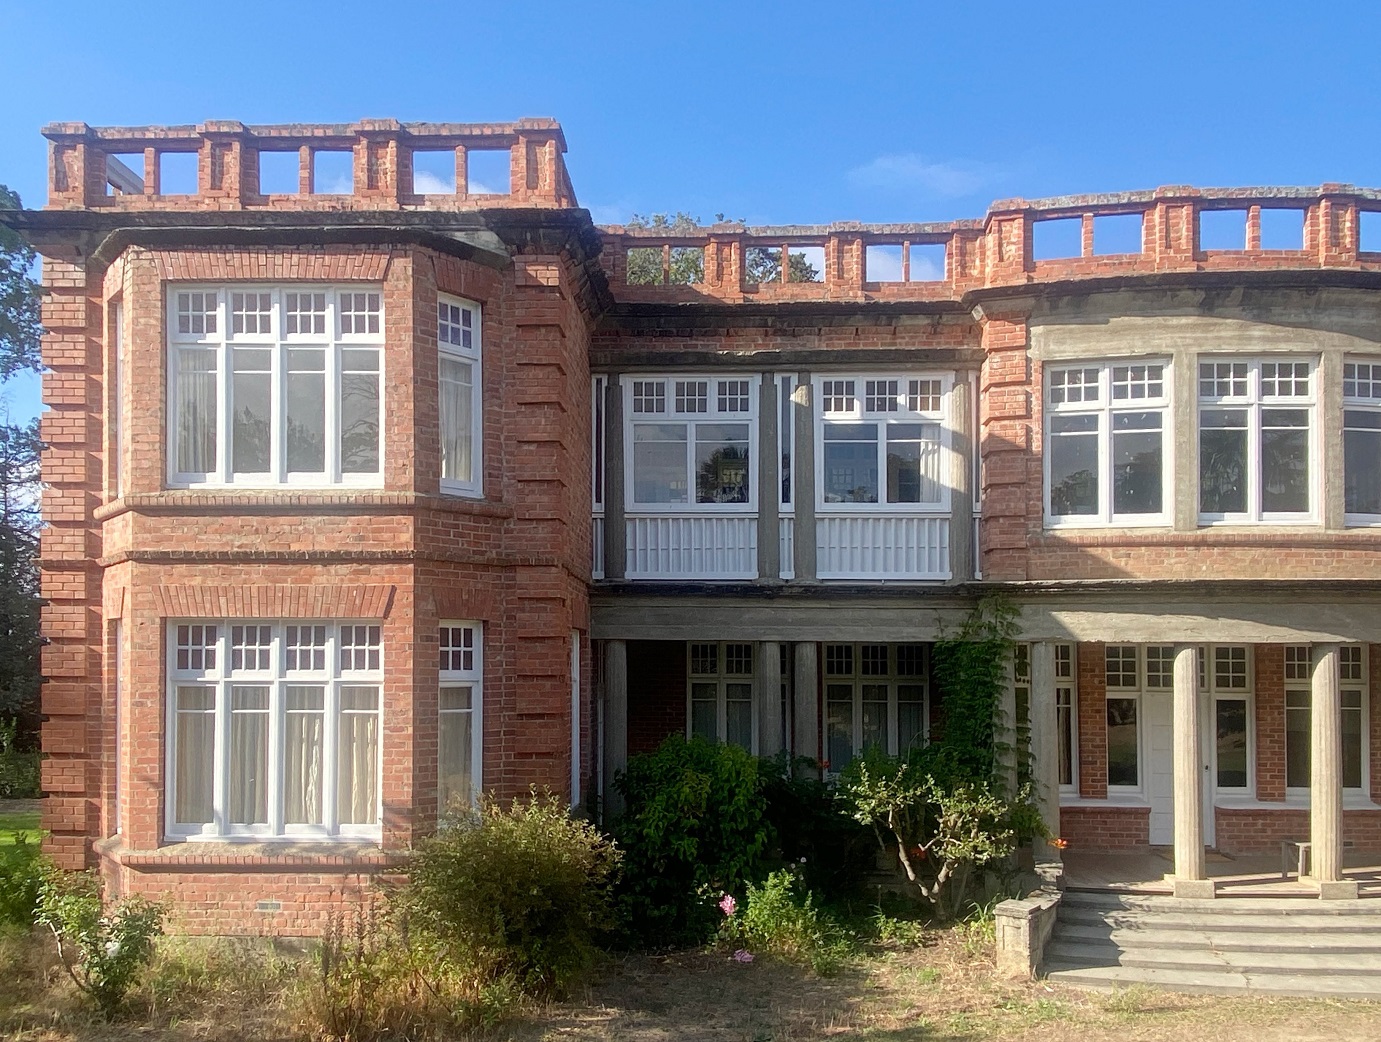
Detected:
left=732, top=949, right=754, bottom=963
left=719, top=894, right=737, bottom=917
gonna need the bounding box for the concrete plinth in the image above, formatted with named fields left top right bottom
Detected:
left=1172, top=878, right=1217, bottom=899
left=1317, top=878, right=1360, bottom=901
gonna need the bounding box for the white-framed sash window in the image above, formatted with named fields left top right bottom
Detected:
left=1198, top=358, right=1316, bottom=523
left=1014, top=642, right=1078, bottom=794
left=1344, top=360, right=1381, bottom=524
left=1044, top=361, right=1170, bottom=526
left=687, top=642, right=755, bottom=752
left=625, top=375, right=758, bottom=509
left=823, top=643, right=929, bottom=771
left=167, top=286, right=383, bottom=488
left=439, top=621, right=484, bottom=814
left=166, top=621, right=382, bottom=840
left=1284, top=644, right=1367, bottom=795
left=815, top=375, right=949, bottom=510
left=438, top=295, right=483, bottom=496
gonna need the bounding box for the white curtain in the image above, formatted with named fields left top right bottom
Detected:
left=284, top=686, right=324, bottom=825
left=439, top=687, right=473, bottom=813
left=177, top=348, right=217, bottom=473
left=174, top=686, right=214, bottom=824
left=337, top=686, right=379, bottom=825
left=229, top=686, right=269, bottom=825
left=439, top=355, right=473, bottom=482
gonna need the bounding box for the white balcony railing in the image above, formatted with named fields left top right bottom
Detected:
left=625, top=514, right=756, bottom=579
left=817, top=515, right=950, bottom=580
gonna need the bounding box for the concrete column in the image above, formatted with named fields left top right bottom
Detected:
left=602, top=639, right=628, bottom=820
left=1172, top=643, right=1213, bottom=898
left=995, top=646, right=1018, bottom=796
left=1170, top=348, right=1199, bottom=532
left=602, top=376, right=626, bottom=580
left=758, top=641, right=784, bottom=756
left=757, top=376, right=780, bottom=580
left=792, top=641, right=819, bottom=772
left=1311, top=643, right=1357, bottom=898
left=1318, top=353, right=1346, bottom=531
left=792, top=371, right=817, bottom=581
left=948, top=375, right=974, bottom=583
left=1028, top=642, right=1061, bottom=862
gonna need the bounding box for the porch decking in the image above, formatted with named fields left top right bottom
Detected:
left=1062, top=849, right=1381, bottom=898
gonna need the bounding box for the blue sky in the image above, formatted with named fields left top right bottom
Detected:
left=5, top=0, right=1381, bottom=422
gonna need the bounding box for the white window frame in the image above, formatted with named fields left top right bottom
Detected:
left=1043, top=360, right=1172, bottom=527
left=822, top=643, right=930, bottom=771
left=1202, top=645, right=1254, bottom=795
left=438, top=294, right=483, bottom=497
left=1284, top=644, right=1368, bottom=797
left=1015, top=643, right=1079, bottom=795
left=439, top=620, right=484, bottom=814
left=686, top=642, right=757, bottom=752
left=624, top=374, right=759, bottom=512
left=814, top=374, right=952, bottom=513
left=1197, top=357, right=1318, bottom=524
left=166, top=285, right=385, bottom=489
left=777, top=373, right=796, bottom=512
left=1103, top=644, right=1154, bottom=795
left=164, top=620, right=383, bottom=841
left=1343, top=359, right=1381, bottom=526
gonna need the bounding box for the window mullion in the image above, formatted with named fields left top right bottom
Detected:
left=323, top=680, right=340, bottom=834
left=213, top=678, right=228, bottom=836
left=271, top=342, right=285, bottom=483
left=216, top=342, right=229, bottom=483
left=268, top=678, right=284, bottom=836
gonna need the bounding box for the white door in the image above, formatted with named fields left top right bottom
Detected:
left=1147, top=690, right=1215, bottom=848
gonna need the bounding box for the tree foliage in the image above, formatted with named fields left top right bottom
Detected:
left=0, top=419, right=40, bottom=731
left=0, top=185, right=42, bottom=380
left=623, top=212, right=820, bottom=286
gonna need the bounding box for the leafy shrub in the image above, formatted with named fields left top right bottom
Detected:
left=0, top=832, right=46, bottom=928
left=35, top=869, right=165, bottom=1018
left=760, top=753, right=875, bottom=900
left=0, top=719, right=39, bottom=798
left=613, top=736, right=770, bottom=946
left=394, top=790, right=621, bottom=998
left=723, top=869, right=850, bottom=974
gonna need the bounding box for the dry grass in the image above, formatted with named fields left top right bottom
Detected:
left=2, top=924, right=1380, bottom=1042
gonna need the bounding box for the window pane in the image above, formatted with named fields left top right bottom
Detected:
left=886, top=423, right=941, bottom=504
left=826, top=685, right=854, bottom=769
left=690, top=681, right=717, bottom=742
left=1057, top=689, right=1074, bottom=787
left=1260, top=408, right=1309, bottom=514
left=229, top=685, right=270, bottom=824
left=1106, top=697, right=1139, bottom=786
left=1112, top=412, right=1162, bottom=515
left=177, top=348, right=218, bottom=473
left=340, top=350, right=380, bottom=474
left=1049, top=414, right=1098, bottom=516
left=174, top=686, right=214, bottom=824
left=861, top=683, right=888, bottom=753
left=1200, top=409, right=1248, bottom=514
left=695, top=423, right=751, bottom=504
left=1286, top=694, right=1310, bottom=788
left=231, top=347, right=272, bottom=474
left=439, top=688, right=473, bottom=813
left=339, top=686, right=379, bottom=824
left=725, top=682, right=753, bottom=750
left=440, top=354, right=473, bottom=483
left=286, top=348, right=326, bottom=472
left=1343, top=696, right=1364, bottom=790
left=822, top=423, right=879, bottom=503
left=633, top=423, right=688, bottom=503
left=898, top=684, right=925, bottom=754
left=1345, top=413, right=1381, bottom=514
left=284, top=685, right=325, bottom=825
left=1215, top=698, right=1248, bottom=788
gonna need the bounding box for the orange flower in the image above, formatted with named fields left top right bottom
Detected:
left=1051, top=837, right=1069, bottom=850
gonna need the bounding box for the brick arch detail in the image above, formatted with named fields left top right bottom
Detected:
left=151, top=583, right=396, bottom=619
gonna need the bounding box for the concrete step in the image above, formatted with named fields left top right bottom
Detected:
left=1061, top=889, right=1381, bottom=915
left=1044, top=940, right=1381, bottom=976
left=1056, top=905, right=1381, bottom=933
left=1051, top=922, right=1381, bottom=954
left=1044, top=961, right=1381, bottom=999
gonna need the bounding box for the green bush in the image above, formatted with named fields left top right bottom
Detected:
left=760, top=753, right=876, bottom=900
left=613, top=736, right=771, bottom=947
left=0, top=833, right=46, bottom=928
left=395, top=790, right=621, bottom=998
left=0, top=719, right=39, bottom=799
left=725, top=868, right=850, bottom=974
left=35, top=869, right=166, bottom=1018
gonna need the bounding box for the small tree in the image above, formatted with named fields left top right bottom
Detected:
left=0, top=184, right=42, bottom=380
left=622, top=212, right=820, bottom=286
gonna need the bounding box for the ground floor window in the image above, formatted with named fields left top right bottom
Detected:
left=439, top=622, right=484, bottom=815
left=688, top=642, right=755, bottom=751
left=1014, top=643, right=1077, bottom=791
left=1285, top=645, right=1367, bottom=792
left=167, top=621, right=382, bottom=839
left=823, top=643, right=928, bottom=770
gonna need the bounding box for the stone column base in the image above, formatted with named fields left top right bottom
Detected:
left=1172, top=878, right=1217, bottom=899
left=1317, top=878, right=1360, bottom=900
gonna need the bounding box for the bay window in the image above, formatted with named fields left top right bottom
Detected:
left=823, top=643, right=928, bottom=770
left=167, top=621, right=382, bottom=839
left=438, top=295, right=483, bottom=495
left=817, top=376, right=947, bottom=507
left=1344, top=360, right=1381, bottom=522
left=627, top=376, right=756, bottom=507
left=687, top=642, right=755, bottom=751
left=1198, top=359, right=1315, bottom=522
left=439, top=622, right=484, bottom=815
left=169, top=287, right=382, bottom=487
left=1044, top=361, right=1169, bottom=525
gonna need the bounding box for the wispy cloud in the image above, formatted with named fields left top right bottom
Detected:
left=413, top=169, right=456, bottom=194
left=846, top=154, right=1000, bottom=199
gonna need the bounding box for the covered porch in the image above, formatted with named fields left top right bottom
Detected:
left=1062, top=848, right=1381, bottom=898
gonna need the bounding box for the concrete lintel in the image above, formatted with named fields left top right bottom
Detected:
left=1173, top=878, right=1217, bottom=900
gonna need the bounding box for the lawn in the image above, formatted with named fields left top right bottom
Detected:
left=3, top=920, right=1380, bottom=1042
left=0, top=811, right=40, bottom=846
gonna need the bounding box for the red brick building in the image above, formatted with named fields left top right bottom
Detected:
left=8, top=118, right=1381, bottom=929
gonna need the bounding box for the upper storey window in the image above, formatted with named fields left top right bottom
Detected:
left=438, top=295, right=483, bottom=496
left=1045, top=362, right=1169, bottom=526
left=817, top=375, right=947, bottom=508
left=168, top=287, right=382, bottom=488
left=1344, top=360, right=1381, bottom=522
left=1198, top=359, right=1314, bottom=523
left=627, top=376, right=756, bottom=508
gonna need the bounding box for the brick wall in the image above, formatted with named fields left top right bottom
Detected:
left=1061, top=805, right=1149, bottom=851
left=1076, top=643, right=1107, bottom=799
left=1215, top=808, right=1381, bottom=856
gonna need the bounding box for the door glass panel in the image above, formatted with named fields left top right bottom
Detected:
left=1106, top=697, right=1139, bottom=786
left=826, top=685, right=853, bottom=769
left=1215, top=698, right=1248, bottom=788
